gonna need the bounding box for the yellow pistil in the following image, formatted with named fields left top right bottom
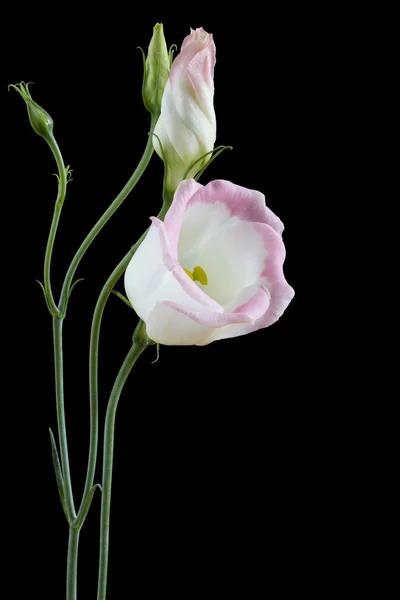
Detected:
left=183, top=265, right=208, bottom=285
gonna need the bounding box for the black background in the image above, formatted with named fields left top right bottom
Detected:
left=3, top=15, right=314, bottom=599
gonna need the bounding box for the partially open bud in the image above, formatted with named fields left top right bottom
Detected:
left=153, top=27, right=217, bottom=194
left=9, top=82, right=54, bottom=141
left=142, top=23, right=170, bottom=117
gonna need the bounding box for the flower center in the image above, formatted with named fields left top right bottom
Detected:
left=183, top=265, right=208, bottom=285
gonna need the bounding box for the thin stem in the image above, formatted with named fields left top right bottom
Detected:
left=97, top=334, right=149, bottom=600
left=66, top=527, right=80, bottom=600
left=51, top=118, right=156, bottom=600
left=76, top=232, right=147, bottom=521
left=44, top=204, right=62, bottom=316
left=77, top=205, right=166, bottom=521
left=53, top=317, right=76, bottom=521
left=45, top=135, right=67, bottom=317
left=58, top=114, right=157, bottom=315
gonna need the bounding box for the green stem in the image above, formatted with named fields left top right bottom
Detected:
left=77, top=202, right=168, bottom=524
left=58, top=114, right=157, bottom=315
left=66, top=527, right=80, bottom=600
left=97, top=331, right=149, bottom=600
left=92, top=201, right=169, bottom=599
left=76, top=232, right=147, bottom=523
left=45, top=135, right=67, bottom=317
left=53, top=317, right=76, bottom=521
left=50, top=118, right=156, bottom=600
left=71, top=188, right=168, bottom=597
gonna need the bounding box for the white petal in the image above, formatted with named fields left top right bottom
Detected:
left=178, top=200, right=240, bottom=268
left=210, top=321, right=254, bottom=343
left=195, top=223, right=268, bottom=308
left=146, top=302, right=215, bottom=346
left=124, top=222, right=221, bottom=324
left=210, top=285, right=268, bottom=342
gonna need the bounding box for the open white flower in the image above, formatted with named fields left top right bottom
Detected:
left=125, top=179, right=294, bottom=345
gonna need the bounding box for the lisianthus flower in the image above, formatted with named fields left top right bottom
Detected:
left=125, top=179, right=294, bottom=345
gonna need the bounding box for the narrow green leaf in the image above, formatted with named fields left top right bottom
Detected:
left=48, top=428, right=68, bottom=521
left=36, top=280, right=52, bottom=314
left=36, top=279, right=47, bottom=299
left=73, top=484, right=102, bottom=530
left=65, top=165, right=73, bottom=184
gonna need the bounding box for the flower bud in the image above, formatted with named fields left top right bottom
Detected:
left=9, top=82, right=54, bottom=141
left=153, top=27, right=217, bottom=193
left=142, top=23, right=170, bottom=117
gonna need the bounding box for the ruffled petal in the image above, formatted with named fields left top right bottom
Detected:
left=213, top=280, right=294, bottom=342
left=124, top=219, right=221, bottom=323
left=182, top=179, right=284, bottom=235
left=165, top=180, right=284, bottom=271
left=145, top=302, right=215, bottom=346
left=147, top=284, right=270, bottom=346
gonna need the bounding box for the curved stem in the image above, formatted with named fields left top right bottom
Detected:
left=52, top=118, right=156, bottom=600
left=44, top=205, right=62, bottom=316
left=45, top=135, right=67, bottom=317
left=53, top=317, right=76, bottom=521
left=97, top=334, right=149, bottom=600
left=58, top=114, right=157, bottom=314
left=66, top=527, right=80, bottom=600
left=76, top=231, right=147, bottom=521
left=77, top=202, right=167, bottom=520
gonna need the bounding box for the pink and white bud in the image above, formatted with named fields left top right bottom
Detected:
left=153, top=27, right=217, bottom=193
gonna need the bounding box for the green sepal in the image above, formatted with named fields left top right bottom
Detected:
left=152, top=343, right=161, bottom=364
left=138, top=46, right=147, bottom=73
left=110, top=289, right=133, bottom=309
left=133, top=319, right=156, bottom=346
left=153, top=132, right=171, bottom=205
left=183, top=145, right=233, bottom=182
left=194, top=146, right=233, bottom=182
left=72, top=484, right=102, bottom=530
left=152, top=132, right=166, bottom=161
left=48, top=428, right=69, bottom=522
left=169, top=44, right=177, bottom=67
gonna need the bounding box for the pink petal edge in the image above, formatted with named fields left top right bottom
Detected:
left=162, top=285, right=270, bottom=328
left=164, top=180, right=284, bottom=249
left=163, top=179, right=203, bottom=254
left=170, top=29, right=215, bottom=86
left=150, top=216, right=222, bottom=310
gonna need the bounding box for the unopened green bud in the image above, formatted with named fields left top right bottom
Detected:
left=141, top=23, right=170, bottom=117
left=9, top=82, right=54, bottom=141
